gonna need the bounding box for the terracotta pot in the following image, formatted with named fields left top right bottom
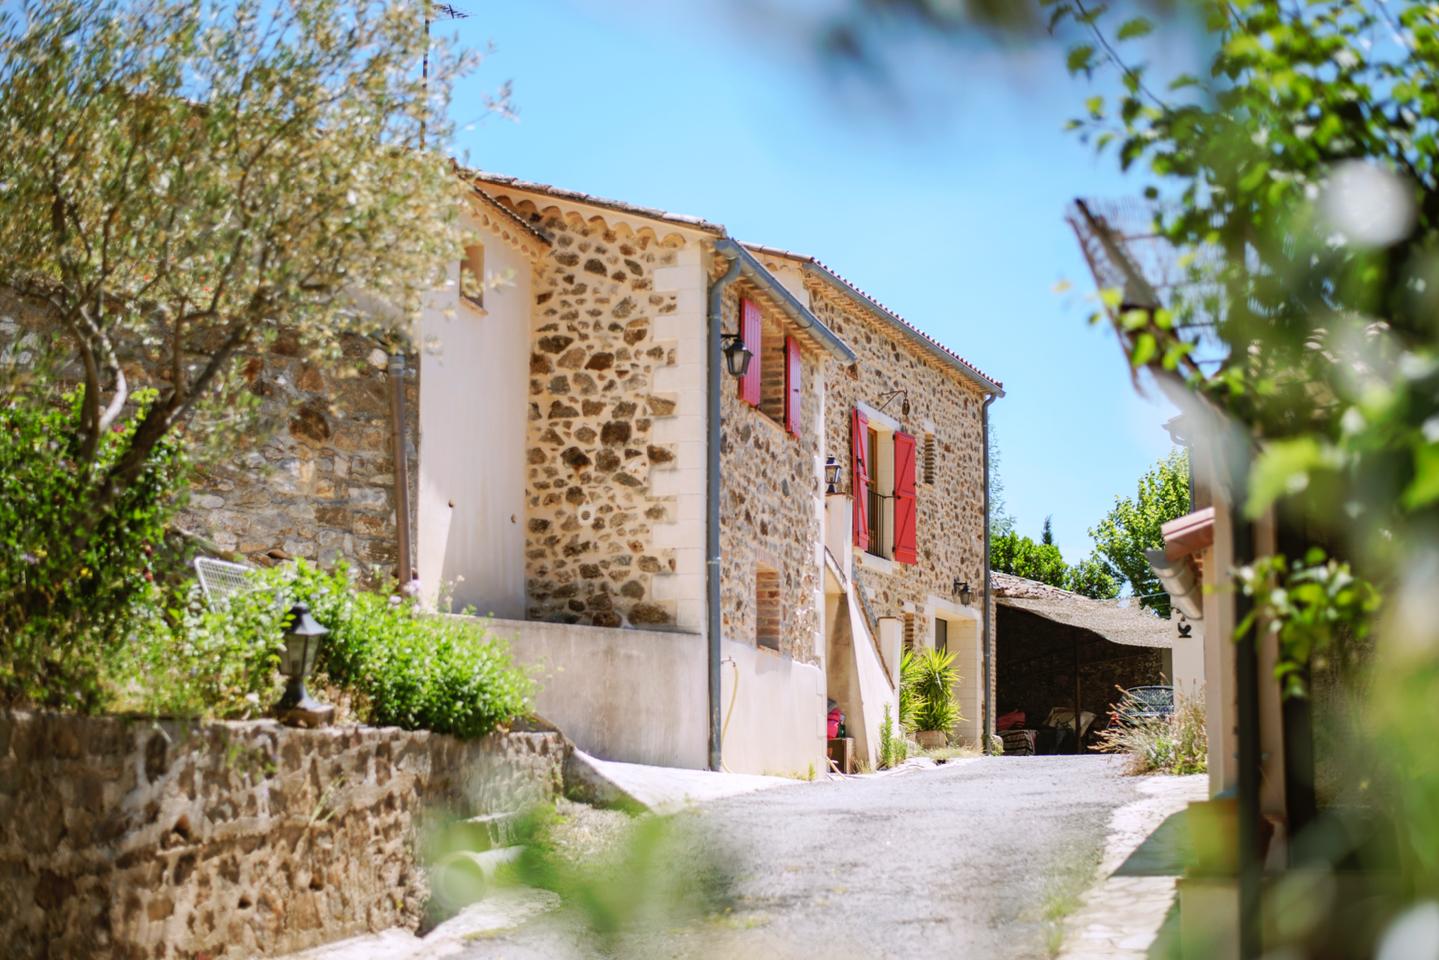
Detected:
left=916, top=730, right=947, bottom=750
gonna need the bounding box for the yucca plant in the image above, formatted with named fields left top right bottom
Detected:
left=908, top=648, right=962, bottom=738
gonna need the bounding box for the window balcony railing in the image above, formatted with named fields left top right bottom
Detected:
left=866, top=489, right=889, bottom=559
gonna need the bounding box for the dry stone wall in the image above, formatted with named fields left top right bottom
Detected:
left=718, top=284, right=825, bottom=665
left=0, top=711, right=562, bottom=960
left=506, top=199, right=698, bottom=629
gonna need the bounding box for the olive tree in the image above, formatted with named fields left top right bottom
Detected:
left=0, top=0, right=473, bottom=700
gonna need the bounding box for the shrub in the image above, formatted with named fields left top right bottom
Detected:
left=878, top=703, right=908, bottom=769
left=897, top=650, right=919, bottom=733
left=0, top=390, right=188, bottom=710
left=907, top=647, right=962, bottom=736
left=125, top=560, right=535, bottom=738
left=1095, top=691, right=1208, bottom=776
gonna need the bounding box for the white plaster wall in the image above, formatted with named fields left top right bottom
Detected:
left=648, top=245, right=709, bottom=632
left=1173, top=622, right=1206, bottom=701
left=417, top=215, right=530, bottom=619
left=720, top=639, right=827, bottom=776
left=478, top=616, right=709, bottom=769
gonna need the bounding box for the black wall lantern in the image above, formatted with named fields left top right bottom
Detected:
left=876, top=389, right=911, bottom=418
left=824, top=456, right=842, bottom=494
left=953, top=579, right=973, bottom=606
left=721, top=333, right=753, bottom=379
left=276, top=602, right=335, bottom=727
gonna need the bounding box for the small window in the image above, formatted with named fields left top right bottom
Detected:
left=923, top=433, right=937, bottom=485
left=934, top=617, right=949, bottom=655
left=758, top=313, right=786, bottom=425
left=460, top=242, right=485, bottom=309
left=756, top=565, right=781, bottom=651
left=903, top=613, right=916, bottom=652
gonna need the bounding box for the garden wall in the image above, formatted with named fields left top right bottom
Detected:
left=0, top=711, right=564, bottom=960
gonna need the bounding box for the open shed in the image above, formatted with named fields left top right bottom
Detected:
left=992, top=572, right=1177, bottom=754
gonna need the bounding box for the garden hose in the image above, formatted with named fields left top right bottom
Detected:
left=719, top=655, right=738, bottom=774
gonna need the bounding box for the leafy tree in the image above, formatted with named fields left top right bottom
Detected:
left=0, top=0, right=474, bottom=647
left=991, top=526, right=1119, bottom=600
left=1089, top=450, right=1191, bottom=615
left=988, top=423, right=1015, bottom=538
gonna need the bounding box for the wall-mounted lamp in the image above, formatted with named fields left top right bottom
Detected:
left=876, top=389, right=911, bottom=418
left=824, top=456, right=842, bottom=494
left=953, top=579, right=973, bottom=606
left=720, top=333, right=753, bottom=379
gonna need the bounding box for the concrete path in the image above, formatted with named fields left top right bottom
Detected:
left=456, top=755, right=1144, bottom=960
left=1056, top=773, right=1207, bottom=960
left=567, top=750, right=798, bottom=812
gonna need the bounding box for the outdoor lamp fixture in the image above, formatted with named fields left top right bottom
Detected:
left=876, top=389, right=911, bottom=418
left=824, top=456, right=843, bottom=494
left=275, top=602, right=335, bottom=727
left=720, top=333, right=753, bottom=379
left=954, top=580, right=973, bottom=606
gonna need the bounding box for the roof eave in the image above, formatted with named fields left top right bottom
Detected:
left=798, top=261, right=1005, bottom=397
left=716, top=238, right=856, bottom=364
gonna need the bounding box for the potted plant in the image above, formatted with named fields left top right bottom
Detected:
left=907, top=647, right=962, bottom=750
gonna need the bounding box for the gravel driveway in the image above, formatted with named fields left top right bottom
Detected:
left=455, top=755, right=1138, bottom=960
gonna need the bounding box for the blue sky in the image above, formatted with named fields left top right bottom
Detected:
left=444, top=1, right=1183, bottom=563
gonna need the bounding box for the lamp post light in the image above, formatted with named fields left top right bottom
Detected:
left=954, top=580, right=973, bottom=607
left=824, top=456, right=843, bottom=494
left=275, top=602, right=335, bottom=727
left=720, top=333, right=753, bottom=379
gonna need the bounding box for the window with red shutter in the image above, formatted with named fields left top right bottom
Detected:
left=893, top=431, right=918, bottom=564
left=738, top=298, right=762, bottom=407
left=851, top=408, right=869, bottom=550
left=784, top=336, right=801, bottom=437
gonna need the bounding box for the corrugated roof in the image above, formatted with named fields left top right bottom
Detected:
left=747, top=242, right=1004, bottom=396
left=992, top=572, right=1174, bottom=649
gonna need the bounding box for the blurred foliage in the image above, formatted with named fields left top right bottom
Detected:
left=1089, top=448, right=1191, bottom=614
left=1046, top=0, right=1439, bottom=937
left=1236, top=549, right=1380, bottom=698
left=0, top=390, right=188, bottom=710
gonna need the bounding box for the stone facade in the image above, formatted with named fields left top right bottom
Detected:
left=801, top=275, right=991, bottom=625
left=504, top=198, right=703, bottom=630
left=0, top=711, right=563, bottom=960
left=717, top=282, right=826, bottom=665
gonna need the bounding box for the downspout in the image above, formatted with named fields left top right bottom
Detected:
left=981, top=393, right=997, bottom=753
left=1229, top=451, right=1262, bottom=960
left=706, top=250, right=744, bottom=772
left=388, top=349, right=414, bottom=589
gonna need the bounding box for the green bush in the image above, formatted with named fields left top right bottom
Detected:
left=0, top=391, right=188, bottom=710
left=125, top=561, right=535, bottom=738
left=878, top=703, right=908, bottom=769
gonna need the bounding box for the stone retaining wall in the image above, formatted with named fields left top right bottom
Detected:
left=0, top=711, right=563, bottom=960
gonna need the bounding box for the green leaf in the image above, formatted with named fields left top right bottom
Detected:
left=1067, top=44, right=1097, bottom=75
left=1246, top=438, right=1340, bottom=518
left=1401, top=444, right=1439, bottom=509
left=1117, top=17, right=1153, bottom=40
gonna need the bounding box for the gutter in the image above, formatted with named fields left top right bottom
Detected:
left=982, top=393, right=997, bottom=752
left=705, top=250, right=744, bottom=772
left=713, top=238, right=856, bottom=364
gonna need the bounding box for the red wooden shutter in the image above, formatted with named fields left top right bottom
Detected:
left=893, top=431, right=918, bottom=564
left=738, top=298, right=761, bottom=407
left=851, top=407, right=869, bottom=550
left=784, top=336, right=801, bottom=437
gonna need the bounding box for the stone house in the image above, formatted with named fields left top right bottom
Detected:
left=109, top=171, right=1005, bottom=774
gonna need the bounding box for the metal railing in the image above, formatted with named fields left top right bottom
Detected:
left=866, top=489, right=889, bottom=558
